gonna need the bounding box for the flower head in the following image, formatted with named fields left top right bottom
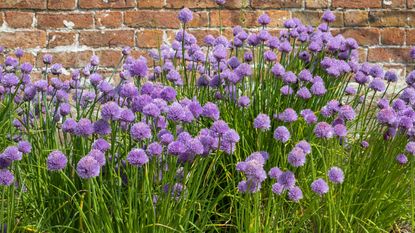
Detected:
left=0, top=169, right=14, bottom=186
left=127, top=149, right=149, bottom=166
left=47, top=151, right=67, bottom=171
left=328, top=167, right=344, bottom=184
left=77, top=156, right=100, bottom=179
left=311, top=178, right=329, bottom=196
left=254, top=114, right=271, bottom=131
left=178, top=8, right=193, bottom=23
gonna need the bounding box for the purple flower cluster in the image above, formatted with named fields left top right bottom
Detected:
left=236, top=152, right=267, bottom=193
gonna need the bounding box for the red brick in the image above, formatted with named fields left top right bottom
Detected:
left=251, top=0, right=302, bottom=8
left=339, top=28, right=379, bottom=46
left=137, top=30, right=164, bottom=48
left=0, top=0, right=46, bottom=9
left=48, top=0, right=76, bottom=9
left=0, top=31, right=46, bottom=48
left=37, top=13, right=93, bottom=29
left=4, top=11, right=33, bottom=28
left=79, top=30, right=135, bottom=48
left=267, top=10, right=290, bottom=27
left=96, top=11, right=123, bottom=28
left=368, top=48, right=411, bottom=63
left=47, top=32, right=76, bottom=48
left=179, top=29, right=233, bottom=44
left=79, top=0, right=135, bottom=9
left=37, top=51, right=93, bottom=68
left=137, top=0, right=164, bottom=8
left=406, top=29, right=415, bottom=45
left=210, top=10, right=261, bottom=28
left=95, top=50, right=123, bottom=67
left=381, top=28, right=405, bottom=45
left=344, top=11, right=368, bottom=27
left=292, top=11, right=343, bottom=27
left=305, top=0, right=328, bottom=8
left=333, top=0, right=381, bottom=8
left=125, top=10, right=208, bottom=28
left=369, top=11, right=408, bottom=27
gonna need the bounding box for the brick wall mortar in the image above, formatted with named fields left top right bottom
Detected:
left=0, top=0, right=414, bottom=79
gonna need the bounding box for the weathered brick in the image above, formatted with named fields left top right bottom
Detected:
left=37, top=51, right=93, bottom=68
left=48, top=0, right=76, bottom=9
left=166, top=0, right=242, bottom=8
left=381, top=28, right=405, bottom=45
left=383, top=0, right=406, bottom=8
left=305, top=0, right=329, bottom=8
left=125, top=10, right=208, bottom=28
left=179, top=29, right=233, bottom=44
left=368, top=48, right=411, bottom=63
left=267, top=10, right=290, bottom=27
left=79, top=30, right=135, bottom=48
left=166, top=0, right=216, bottom=8
left=94, top=50, right=123, bottom=67
left=369, top=11, right=408, bottom=27
left=409, top=0, right=415, bottom=8
left=137, top=30, right=164, bottom=48
left=96, top=11, right=123, bottom=28
left=0, top=0, right=46, bottom=9
left=333, top=0, right=381, bottom=8
left=4, top=11, right=33, bottom=28
left=0, top=31, right=46, bottom=48
left=47, top=32, right=76, bottom=48
left=37, top=13, right=94, bottom=29
left=406, top=29, right=415, bottom=45
left=0, top=52, right=37, bottom=65
left=251, top=0, right=302, bottom=8
left=137, top=0, right=164, bottom=8
left=344, top=11, right=368, bottom=27
left=358, top=48, right=367, bottom=63
left=292, top=11, right=343, bottom=27
left=338, top=28, right=379, bottom=46
left=210, top=10, right=261, bottom=28
left=79, top=0, right=135, bottom=9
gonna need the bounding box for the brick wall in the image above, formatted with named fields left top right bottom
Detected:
left=0, top=0, right=414, bottom=78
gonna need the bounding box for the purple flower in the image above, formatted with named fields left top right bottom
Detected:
left=92, top=138, right=110, bottom=152
left=47, top=151, right=67, bottom=171
left=258, top=13, right=271, bottom=25
left=238, top=96, right=250, bottom=107
left=17, top=141, right=31, bottom=154
left=211, top=120, right=230, bottom=136
left=127, top=149, right=149, bottom=167
left=215, top=0, right=226, bottom=5
left=254, top=114, right=271, bottom=131
left=396, top=154, right=408, bottom=165
left=62, top=118, right=77, bottom=133
left=1, top=73, right=19, bottom=87
left=120, top=108, right=135, bottom=123
left=101, top=101, right=121, bottom=121
left=333, top=124, right=347, bottom=137
left=2, top=146, right=22, bottom=161
left=223, top=129, right=240, bottom=143
left=0, top=169, right=14, bottom=186
left=296, top=140, right=311, bottom=154
left=278, top=108, right=298, bottom=123
left=178, top=8, right=193, bottom=23
left=143, top=103, right=161, bottom=118
left=128, top=58, right=148, bottom=77
left=361, top=140, right=369, bottom=148
left=314, top=122, right=334, bottom=139
left=384, top=70, right=398, bottom=82
left=93, top=119, right=111, bottom=136
left=322, top=10, right=336, bottom=23
left=377, top=108, right=396, bottom=125
left=405, top=141, right=415, bottom=155
left=168, top=141, right=186, bottom=155
left=297, top=87, right=312, bottom=99
left=288, top=186, right=303, bottom=202
left=131, top=122, right=152, bottom=141
left=268, top=167, right=282, bottom=179
left=213, top=45, right=227, bottom=61
left=272, top=63, right=285, bottom=77
left=202, top=102, right=220, bottom=120
left=74, top=118, right=94, bottom=137
left=310, top=81, right=327, bottom=96
left=328, top=167, right=344, bottom=184
left=288, top=147, right=306, bottom=167
left=43, top=54, right=53, bottom=64
left=87, top=149, right=106, bottom=167
left=281, top=85, right=294, bottom=96
left=271, top=183, right=284, bottom=195
left=339, top=105, right=355, bottom=121
left=147, top=142, right=163, bottom=157
left=77, top=156, right=100, bottom=179
left=369, top=78, right=386, bottom=92
left=274, top=126, right=290, bottom=143
left=278, top=171, right=296, bottom=190
left=282, top=71, right=297, bottom=84
left=300, top=109, right=317, bottom=124
left=311, top=178, right=329, bottom=196
left=160, top=87, right=177, bottom=102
